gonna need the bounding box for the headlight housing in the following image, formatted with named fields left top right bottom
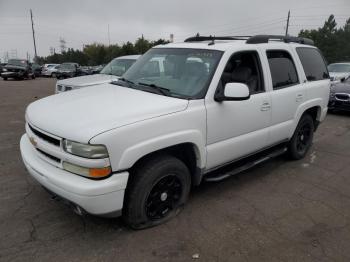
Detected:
left=62, top=139, right=109, bottom=159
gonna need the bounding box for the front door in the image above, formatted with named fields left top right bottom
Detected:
left=205, top=50, right=271, bottom=170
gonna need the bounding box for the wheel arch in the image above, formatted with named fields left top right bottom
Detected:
left=127, top=142, right=204, bottom=186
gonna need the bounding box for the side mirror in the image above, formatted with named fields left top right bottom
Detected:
left=215, top=83, right=250, bottom=102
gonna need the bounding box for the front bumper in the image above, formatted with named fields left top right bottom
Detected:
left=328, top=100, right=350, bottom=111
left=20, top=134, right=129, bottom=217
left=1, top=71, right=24, bottom=78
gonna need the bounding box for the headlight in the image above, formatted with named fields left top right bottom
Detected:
left=62, top=139, right=109, bottom=159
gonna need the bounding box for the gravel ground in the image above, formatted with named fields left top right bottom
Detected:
left=1, top=78, right=350, bottom=262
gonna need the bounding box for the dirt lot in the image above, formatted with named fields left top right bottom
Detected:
left=1, top=78, right=350, bottom=262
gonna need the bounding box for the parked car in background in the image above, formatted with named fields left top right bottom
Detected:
left=21, top=35, right=329, bottom=229
left=42, top=64, right=60, bottom=77
left=329, top=76, right=350, bottom=112
left=91, top=65, right=104, bottom=74
left=55, top=55, right=140, bottom=93
left=1, top=59, right=35, bottom=80
left=80, top=66, right=93, bottom=75
left=55, top=63, right=82, bottom=79
left=31, top=63, right=42, bottom=77
left=328, top=62, right=350, bottom=82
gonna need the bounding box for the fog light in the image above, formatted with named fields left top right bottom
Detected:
left=63, top=162, right=111, bottom=178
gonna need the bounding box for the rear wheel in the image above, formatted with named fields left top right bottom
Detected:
left=288, top=114, right=314, bottom=160
left=123, top=155, right=191, bottom=229
left=51, top=73, right=56, bottom=78
left=3, top=77, right=7, bottom=81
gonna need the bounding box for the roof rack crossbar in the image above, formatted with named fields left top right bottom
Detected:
left=246, top=35, right=314, bottom=45
left=184, top=35, right=251, bottom=43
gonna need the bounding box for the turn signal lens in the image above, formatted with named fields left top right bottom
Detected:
left=89, top=167, right=112, bottom=178
left=63, top=161, right=111, bottom=178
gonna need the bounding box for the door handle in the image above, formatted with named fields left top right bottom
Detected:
left=261, top=102, right=271, bottom=111
left=296, top=93, right=303, bottom=102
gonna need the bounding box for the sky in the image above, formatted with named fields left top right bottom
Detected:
left=0, top=0, right=349, bottom=61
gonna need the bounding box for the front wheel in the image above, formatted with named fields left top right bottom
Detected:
left=288, top=114, right=314, bottom=160
left=123, top=155, right=191, bottom=229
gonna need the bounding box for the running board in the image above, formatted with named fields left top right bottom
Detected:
left=204, top=147, right=288, bottom=182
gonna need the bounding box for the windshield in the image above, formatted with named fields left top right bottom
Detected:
left=8, top=59, right=27, bottom=66
left=60, top=63, right=76, bottom=70
left=121, top=48, right=223, bottom=99
left=100, top=58, right=136, bottom=76
left=328, top=64, right=350, bottom=73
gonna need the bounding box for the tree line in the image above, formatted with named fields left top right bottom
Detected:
left=37, top=15, right=350, bottom=66
left=299, top=15, right=350, bottom=63
left=36, top=37, right=169, bottom=66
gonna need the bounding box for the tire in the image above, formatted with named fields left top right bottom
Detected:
left=32, top=74, right=35, bottom=79
left=288, top=114, right=314, bottom=160
left=123, top=155, right=191, bottom=229
left=3, top=77, right=7, bottom=81
left=51, top=73, right=56, bottom=78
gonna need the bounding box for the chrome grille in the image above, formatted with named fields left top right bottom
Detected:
left=335, top=93, right=350, bottom=101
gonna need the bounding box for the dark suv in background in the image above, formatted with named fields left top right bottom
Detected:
left=55, top=63, right=83, bottom=79
left=1, top=59, right=35, bottom=80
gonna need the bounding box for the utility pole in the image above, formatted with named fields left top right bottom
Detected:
left=108, top=24, right=111, bottom=46
left=285, top=10, right=290, bottom=36
left=30, top=9, right=38, bottom=62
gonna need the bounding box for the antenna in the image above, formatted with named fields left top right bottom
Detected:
left=285, top=10, right=291, bottom=36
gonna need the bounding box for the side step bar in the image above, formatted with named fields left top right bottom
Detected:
left=204, top=147, right=288, bottom=182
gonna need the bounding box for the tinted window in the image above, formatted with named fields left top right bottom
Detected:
left=267, top=50, right=299, bottom=90
left=296, top=47, right=329, bottom=81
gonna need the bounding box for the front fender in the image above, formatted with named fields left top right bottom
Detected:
left=118, top=130, right=206, bottom=170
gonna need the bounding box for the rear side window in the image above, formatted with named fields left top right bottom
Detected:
left=296, top=47, right=329, bottom=81
left=267, top=50, right=299, bottom=90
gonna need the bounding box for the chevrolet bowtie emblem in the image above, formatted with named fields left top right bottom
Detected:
left=29, top=136, right=37, bottom=147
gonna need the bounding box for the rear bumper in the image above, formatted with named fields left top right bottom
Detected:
left=20, top=134, right=129, bottom=217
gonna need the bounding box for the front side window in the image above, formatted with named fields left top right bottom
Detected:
left=219, top=51, right=265, bottom=95
left=101, top=59, right=136, bottom=76
left=267, top=50, right=299, bottom=90
left=120, top=48, right=223, bottom=99
left=296, top=47, right=329, bottom=81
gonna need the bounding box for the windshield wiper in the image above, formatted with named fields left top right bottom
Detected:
left=137, top=82, right=171, bottom=96
left=112, top=77, right=136, bottom=87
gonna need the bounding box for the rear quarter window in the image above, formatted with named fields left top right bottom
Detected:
left=296, top=47, right=329, bottom=81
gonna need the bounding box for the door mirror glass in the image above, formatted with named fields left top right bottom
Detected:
left=215, top=83, right=250, bottom=102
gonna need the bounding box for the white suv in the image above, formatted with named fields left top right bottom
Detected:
left=55, top=55, right=140, bottom=93
left=20, top=35, right=330, bottom=229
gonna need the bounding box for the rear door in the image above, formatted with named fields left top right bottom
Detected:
left=262, top=48, right=306, bottom=144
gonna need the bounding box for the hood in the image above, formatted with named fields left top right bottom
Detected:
left=329, top=72, right=350, bottom=80
left=57, top=74, right=118, bottom=87
left=331, top=81, right=350, bottom=93
left=26, top=84, right=189, bottom=143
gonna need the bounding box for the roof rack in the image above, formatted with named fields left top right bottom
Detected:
left=183, top=34, right=314, bottom=46
left=246, top=35, right=314, bottom=45
left=184, top=35, right=250, bottom=45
